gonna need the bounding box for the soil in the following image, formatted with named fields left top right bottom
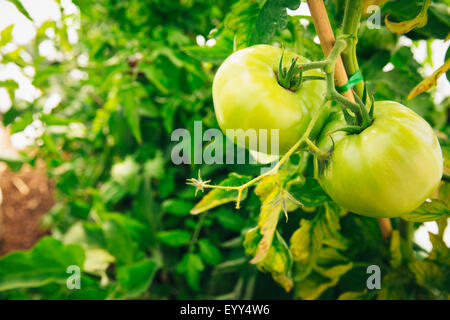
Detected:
left=0, top=162, right=54, bottom=256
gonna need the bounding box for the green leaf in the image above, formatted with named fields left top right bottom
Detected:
left=103, top=219, right=135, bottom=266
left=0, top=25, right=14, bottom=47
left=0, top=237, right=85, bottom=291
left=162, top=198, right=193, bottom=216
left=6, top=0, right=33, bottom=21
left=214, top=208, right=245, bottom=231
left=249, top=0, right=300, bottom=45
left=289, top=177, right=331, bottom=208
left=402, top=199, right=450, bottom=222
left=190, top=173, right=251, bottom=214
left=225, top=0, right=300, bottom=47
left=9, top=112, right=33, bottom=134
left=122, top=89, right=142, bottom=144
left=409, top=260, right=444, bottom=291
left=176, top=253, right=204, bottom=291
left=157, top=229, right=191, bottom=247
left=117, top=259, right=158, bottom=299
left=198, top=239, right=222, bottom=266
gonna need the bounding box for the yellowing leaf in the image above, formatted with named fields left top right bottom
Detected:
left=190, top=173, right=251, bottom=215
left=251, top=187, right=282, bottom=264
left=390, top=230, right=402, bottom=268
left=363, top=0, right=388, bottom=17
left=385, top=0, right=431, bottom=34
left=338, top=290, right=369, bottom=300
left=295, top=262, right=352, bottom=300
left=407, top=59, right=450, bottom=100
left=244, top=228, right=293, bottom=292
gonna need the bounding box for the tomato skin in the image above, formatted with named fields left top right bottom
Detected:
left=317, top=101, right=443, bottom=218
left=212, top=45, right=329, bottom=155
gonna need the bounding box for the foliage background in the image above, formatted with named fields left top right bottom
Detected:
left=0, top=0, right=448, bottom=299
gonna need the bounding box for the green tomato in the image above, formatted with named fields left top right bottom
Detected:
left=317, top=101, right=443, bottom=218
left=212, top=44, right=329, bottom=155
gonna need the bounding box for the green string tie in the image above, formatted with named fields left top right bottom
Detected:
left=336, top=70, right=363, bottom=93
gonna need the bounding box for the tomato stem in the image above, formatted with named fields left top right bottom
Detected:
left=341, top=0, right=364, bottom=98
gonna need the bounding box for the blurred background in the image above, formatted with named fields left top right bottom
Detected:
left=0, top=0, right=448, bottom=299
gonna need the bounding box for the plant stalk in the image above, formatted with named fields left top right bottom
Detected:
left=341, top=0, right=364, bottom=98
left=307, top=0, right=392, bottom=239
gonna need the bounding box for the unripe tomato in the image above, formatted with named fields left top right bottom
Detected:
left=317, top=101, right=443, bottom=218
left=212, top=45, right=329, bottom=155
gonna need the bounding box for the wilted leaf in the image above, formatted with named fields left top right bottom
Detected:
left=251, top=187, right=282, bottom=264
left=244, top=228, right=293, bottom=292
left=295, top=262, right=352, bottom=300
left=385, top=0, right=431, bottom=34
left=290, top=211, right=325, bottom=281
left=408, top=59, right=450, bottom=100
left=338, top=290, right=370, bottom=300
left=190, top=173, right=251, bottom=214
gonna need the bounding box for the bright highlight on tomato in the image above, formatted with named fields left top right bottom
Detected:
left=317, top=101, right=443, bottom=218
left=212, top=45, right=329, bottom=155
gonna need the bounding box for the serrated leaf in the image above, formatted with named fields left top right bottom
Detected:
left=402, top=199, right=450, bottom=222
left=190, top=173, right=251, bottom=214
left=409, top=260, right=444, bottom=291
left=225, top=0, right=300, bottom=48
left=249, top=0, right=301, bottom=45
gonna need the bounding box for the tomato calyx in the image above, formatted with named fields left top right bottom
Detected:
left=277, top=50, right=325, bottom=92
left=335, top=86, right=375, bottom=134
left=277, top=51, right=303, bottom=91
